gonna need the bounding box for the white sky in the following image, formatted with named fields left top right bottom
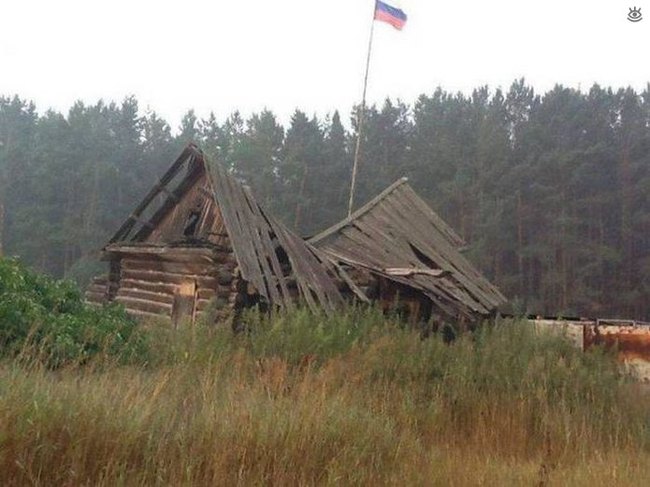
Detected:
left=1, top=0, right=649, bottom=128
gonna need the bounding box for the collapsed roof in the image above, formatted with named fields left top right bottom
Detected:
left=309, top=178, right=507, bottom=318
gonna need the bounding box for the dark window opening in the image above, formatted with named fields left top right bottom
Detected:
left=408, top=242, right=439, bottom=269
left=183, top=209, right=201, bottom=237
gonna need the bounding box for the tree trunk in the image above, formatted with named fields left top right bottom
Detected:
left=0, top=201, right=4, bottom=257
left=294, top=166, right=308, bottom=230
left=516, top=190, right=525, bottom=296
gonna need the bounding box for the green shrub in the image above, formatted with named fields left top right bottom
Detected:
left=0, top=257, right=141, bottom=367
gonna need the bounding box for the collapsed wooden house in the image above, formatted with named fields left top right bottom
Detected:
left=309, top=178, right=507, bottom=325
left=86, top=144, right=362, bottom=325
left=86, top=143, right=505, bottom=327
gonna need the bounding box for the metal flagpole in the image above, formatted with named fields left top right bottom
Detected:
left=347, top=1, right=377, bottom=217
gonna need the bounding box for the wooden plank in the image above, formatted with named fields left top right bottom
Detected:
left=386, top=193, right=501, bottom=300
left=171, top=281, right=197, bottom=327
left=207, top=163, right=255, bottom=284
left=396, top=185, right=466, bottom=248
left=90, top=275, right=108, bottom=285
left=270, top=218, right=344, bottom=312
left=121, top=269, right=217, bottom=288
left=115, top=296, right=172, bottom=315
left=109, top=146, right=195, bottom=243
left=384, top=268, right=446, bottom=277
left=116, top=288, right=175, bottom=305
left=105, top=244, right=215, bottom=261
left=326, top=229, right=475, bottom=317
left=350, top=219, right=417, bottom=267
left=133, top=164, right=205, bottom=242
left=121, top=258, right=216, bottom=276
left=204, top=156, right=344, bottom=312
left=197, top=288, right=218, bottom=300
left=309, top=178, right=408, bottom=245
left=269, top=221, right=320, bottom=311
left=242, top=186, right=290, bottom=307
left=87, top=284, right=108, bottom=294
left=357, top=211, right=486, bottom=313
left=327, top=258, right=370, bottom=303
left=119, top=278, right=177, bottom=295
left=85, top=292, right=106, bottom=303
left=227, top=180, right=278, bottom=303
left=195, top=299, right=214, bottom=312
left=363, top=198, right=493, bottom=308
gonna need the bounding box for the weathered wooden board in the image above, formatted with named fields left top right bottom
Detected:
left=309, top=178, right=506, bottom=320
left=116, top=288, right=175, bottom=305
left=121, top=269, right=217, bottom=288
left=121, top=258, right=216, bottom=276
left=207, top=157, right=346, bottom=313
left=115, top=296, right=172, bottom=316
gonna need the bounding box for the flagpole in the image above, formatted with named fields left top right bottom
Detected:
left=347, top=1, right=377, bottom=217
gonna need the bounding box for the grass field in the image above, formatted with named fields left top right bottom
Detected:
left=1, top=309, right=649, bottom=486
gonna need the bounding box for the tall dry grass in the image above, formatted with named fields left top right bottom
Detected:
left=0, top=309, right=649, bottom=485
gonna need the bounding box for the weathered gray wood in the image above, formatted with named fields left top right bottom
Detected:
left=109, top=147, right=195, bottom=243
left=171, top=281, right=196, bottom=327
left=121, top=269, right=217, bottom=288
left=102, top=144, right=348, bottom=317
left=115, top=296, right=172, bottom=315
left=309, top=178, right=507, bottom=320
left=197, top=288, right=218, bottom=300
left=309, top=178, right=408, bottom=245
left=396, top=185, right=466, bottom=248
left=85, top=291, right=106, bottom=304
left=121, top=258, right=216, bottom=276
left=105, top=244, right=215, bottom=261
left=242, top=186, right=292, bottom=307
left=119, top=278, right=177, bottom=295
left=116, top=288, right=175, bottom=305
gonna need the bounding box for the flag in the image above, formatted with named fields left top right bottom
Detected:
left=374, top=0, right=407, bottom=30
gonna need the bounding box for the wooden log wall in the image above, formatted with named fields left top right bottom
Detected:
left=142, top=171, right=229, bottom=247
left=85, top=275, right=109, bottom=306
left=110, top=246, right=240, bottom=325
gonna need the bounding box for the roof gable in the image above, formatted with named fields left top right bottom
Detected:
left=106, top=144, right=352, bottom=312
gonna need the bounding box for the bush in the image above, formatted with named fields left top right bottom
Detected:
left=0, top=257, right=141, bottom=367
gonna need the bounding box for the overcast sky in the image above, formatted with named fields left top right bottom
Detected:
left=1, top=0, right=649, bottom=128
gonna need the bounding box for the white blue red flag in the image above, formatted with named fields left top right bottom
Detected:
left=374, top=0, right=407, bottom=30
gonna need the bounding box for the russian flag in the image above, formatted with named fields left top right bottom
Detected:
left=374, top=0, right=407, bottom=30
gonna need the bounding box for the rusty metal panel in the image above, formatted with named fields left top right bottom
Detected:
left=532, top=319, right=650, bottom=382
left=584, top=324, right=650, bottom=361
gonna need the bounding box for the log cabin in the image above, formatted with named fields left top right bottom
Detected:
left=86, top=144, right=363, bottom=326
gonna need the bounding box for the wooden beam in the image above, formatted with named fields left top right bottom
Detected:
left=108, top=146, right=197, bottom=243
left=309, top=177, right=408, bottom=244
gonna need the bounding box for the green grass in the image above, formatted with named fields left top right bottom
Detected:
left=0, top=307, right=649, bottom=485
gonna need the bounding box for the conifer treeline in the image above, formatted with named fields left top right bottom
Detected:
left=1, top=80, right=649, bottom=318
